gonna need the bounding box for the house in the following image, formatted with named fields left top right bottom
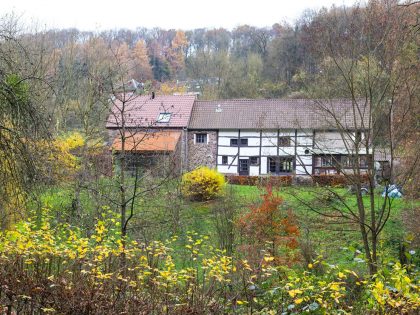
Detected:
left=187, top=99, right=371, bottom=176
left=106, top=94, right=196, bottom=174
left=107, top=95, right=372, bottom=177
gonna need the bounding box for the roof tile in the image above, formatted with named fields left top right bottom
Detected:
left=107, top=94, right=196, bottom=129
left=188, top=99, right=370, bottom=130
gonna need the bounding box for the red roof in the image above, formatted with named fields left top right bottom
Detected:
left=106, top=94, right=196, bottom=129
left=111, top=131, right=181, bottom=152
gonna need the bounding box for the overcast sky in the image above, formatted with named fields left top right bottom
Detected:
left=2, top=0, right=359, bottom=31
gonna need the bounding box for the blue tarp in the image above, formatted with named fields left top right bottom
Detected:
left=382, top=184, right=402, bottom=198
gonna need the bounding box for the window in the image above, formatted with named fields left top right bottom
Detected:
left=222, top=156, right=228, bottom=165
left=157, top=112, right=171, bottom=123
left=314, top=155, right=339, bottom=168
left=378, top=160, right=390, bottom=169
left=341, top=155, right=354, bottom=167
left=268, top=157, right=294, bottom=174
left=239, top=159, right=249, bottom=175
left=195, top=133, right=207, bottom=144
left=278, top=136, right=291, bottom=147
left=279, top=157, right=293, bottom=172
left=230, top=139, right=238, bottom=146
left=355, top=131, right=362, bottom=143
left=359, top=156, right=369, bottom=168
left=230, top=138, right=248, bottom=146
left=269, top=157, right=277, bottom=173
left=321, top=156, right=333, bottom=167
left=250, top=156, right=259, bottom=165
left=341, top=155, right=368, bottom=168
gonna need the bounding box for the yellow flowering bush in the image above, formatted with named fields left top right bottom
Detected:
left=181, top=167, right=226, bottom=201
left=368, top=262, right=420, bottom=314
left=1, top=211, right=419, bottom=314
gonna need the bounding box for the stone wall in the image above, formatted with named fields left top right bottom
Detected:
left=187, top=131, right=217, bottom=170
left=107, top=128, right=119, bottom=145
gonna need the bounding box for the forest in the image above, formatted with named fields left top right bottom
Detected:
left=0, top=0, right=419, bottom=314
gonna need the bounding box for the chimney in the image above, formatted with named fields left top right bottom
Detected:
left=151, top=91, right=155, bottom=99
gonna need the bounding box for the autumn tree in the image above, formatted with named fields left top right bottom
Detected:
left=131, top=39, right=153, bottom=82
left=166, top=30, right=188, bottom=79
left=237, top=185, right=300, bottom=265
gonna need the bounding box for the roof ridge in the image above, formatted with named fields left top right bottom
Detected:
left=195, top=98, right=356, bottom=102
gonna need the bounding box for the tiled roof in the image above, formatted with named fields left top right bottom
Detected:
left=188, top=99, right=370, bottom=130
left=106, top=94, right=196, bottom=129
left=111, top=130, right=181, bottom=152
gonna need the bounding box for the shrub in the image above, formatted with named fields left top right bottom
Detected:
left=1, top=212, right=419, bottom=314
left=225, top=175, right=259, bottom=186
left=182, top=167, right=225, bottom=201
left=313, top=174, right=369, bottom=187
left=237, top=185, right=300, bottom=265
left=226, top=175, right=293, bottom=187
left=264, top=175, right=293, bottom=187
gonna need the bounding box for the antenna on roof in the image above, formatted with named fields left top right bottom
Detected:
left=215, top=104, right=222, bottom=113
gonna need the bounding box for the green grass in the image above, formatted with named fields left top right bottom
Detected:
left=228, top=184, right=412, bottom=267
left=32, top=181, right=416, bottom=271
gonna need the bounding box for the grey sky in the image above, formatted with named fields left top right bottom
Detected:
left=2, top=0, right=358, bottom=31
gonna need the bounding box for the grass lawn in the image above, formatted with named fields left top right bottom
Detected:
left=34, top=180, right=415, bottom=271
left=230, top=184, right=408, bottom=253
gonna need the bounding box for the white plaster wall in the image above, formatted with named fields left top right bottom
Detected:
left=296, top=155, right=312, bottom=165
left=261, top=137, right=278, bottom=146
left=247, top=138, right=260, bottom=146
left=217, top=156, right=237, bottom=165
left=315, top=131, right=353, bottom=151
left=296, top=165, right=312, bottom=175
left=260, top=157, right=268, bottom=174
left=261, top=147, right=278, bottom=155
left=219, top=130, right=239, bottom=137
left=218, top=137, right=232, bottom=146
left=297, top=130, right=312, bottom=137
left=297, top=135, right=313, bottom=146
left=218, top=146, right=239, bottom=156
left=261, top=131, right=277, bottom=137
left=296, top=147, right=312, bottom=155
left=250, top=166, right=259, bottom=176
left=214, top=129, right=364, bottom=177
left=240, top=147, right=261, bottom=156
left=217, top=165, right=237, bottom=174
left=278, top=147, right=295, bottom=155
left=279, top=131, right=295, bottom=136
left=240, top=130, right=261, bottom=137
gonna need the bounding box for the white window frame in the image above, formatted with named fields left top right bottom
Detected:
left=157, top=112, right=171, bottom=123
left=194, top=133, right=208, bottom=144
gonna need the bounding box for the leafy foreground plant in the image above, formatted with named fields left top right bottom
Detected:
left=181, top=167, right=226, bottom=201
left=0, top=210, right=418, bottom=314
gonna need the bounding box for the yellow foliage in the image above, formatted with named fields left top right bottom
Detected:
left=159, top=82, right=187, bottom=95
left=181, top=167, right=225, bottom=201
left=1, top=210, right=419, bottom=314
left=56, top=131, right=85, bottom=151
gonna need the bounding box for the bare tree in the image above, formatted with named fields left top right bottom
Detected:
left=294, top=0, right=419, bottom=275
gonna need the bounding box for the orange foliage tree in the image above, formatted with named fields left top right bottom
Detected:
left=132, top=40, right=153, bottom=82
left=237, top=185, right=300, bottom=265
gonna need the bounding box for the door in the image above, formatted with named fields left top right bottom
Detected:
left=239, top=159, right=249, bottom=175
